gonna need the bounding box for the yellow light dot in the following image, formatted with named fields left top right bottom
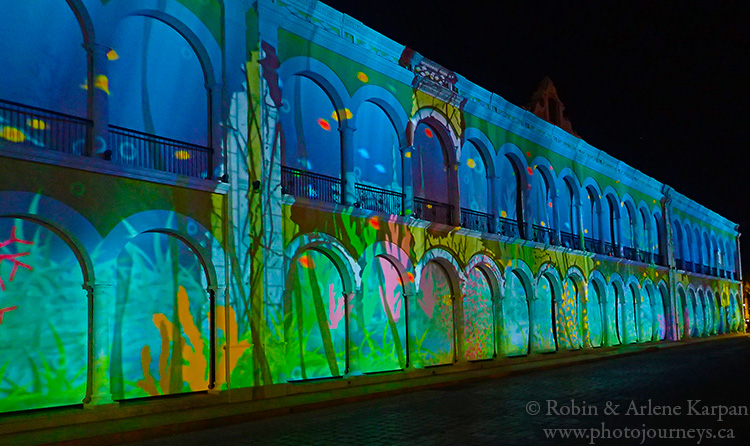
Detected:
left=0, top=126, right=25, bottom=143
left=26, top=118, right=46, bottom=130
left=107, top=49, right=119, bottom=60
left=357, top=71, right=369, bottom=83
left=584, top=229, right=588, bottom=234
left=541, top=221, right=546, bottom=227
left=501, top=210, right=508, bottom=218
left=405, top=151, right=412, bottom=158
left=174, top=150, right=191, bottom=160
left=331, top=108, right=353, bottom=121
left=467, top=158, right=476, bottom=169
left=94, top=74, right=110, bottom=95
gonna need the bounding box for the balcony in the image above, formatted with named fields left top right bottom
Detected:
left=636, top=249, right=652, bottom=264
left=583, top=236, right=598, bottom=254
left=1, top=99, right=213, bottom=179
left=460, top=208, right=492, bottom=233
left=531, top=224, right=554, bottom=244
left=413, top=197, right=453, bottom=225
left=498, top=217, right=520, bottom=238
left=559, top=230, right=577, bottom=249
left=281, top=166, right=341, bottom=204
left=355, top=183, right=403, bottom=215
left=1, top=99, right=90, bottom=155
left=109, top=126, right=211, bottom=178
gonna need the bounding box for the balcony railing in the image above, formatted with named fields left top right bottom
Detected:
left=498, top=217, right=521, bottom=238
left=413, top=197, right=453, bottom=225
left=0, top=99, right=91, bottom=155
left=355, top=183, right=403, bottom=215
left=583, top=236, right=598, bottom=253
left=711, top=267, right=718, bottom=277
left=109, top=125, right=211, bottom=178
left=602, top=241, right=617, bottom=257
left=281, top=166, right=341, bottom=204
left=559, top=230, right=576, bottom=249
left=622, top=246, right=635, bottom=261
left=460, top=208, right=492, bottom=233
left=654, top=253, right=666, bottom=266
left=675, top=258, right=684, bottom=270
left=637, top=249, right=652, bottom=264
left=531, top=224, right=554, bottom=244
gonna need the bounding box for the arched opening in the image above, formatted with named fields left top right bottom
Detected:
left=693, top=289, right=705, bottom=337
left=601, top=194, right=619, bottom=256
left=497, top=154, right=525, bottom=238
left=586, top=279, right=605, bottom=347
left=109, top=15, right=210, bottom=176
left=112, top=231, right=211, bottom=399
left=638, top=208, right=651, bottom=258
left=352, top=256, right=406, bottom=373
left=558, top=177, right=579, bottom=248
left=582, top=186, right=600, bottom=252
left=459, top=141, right=491, bottom=232
left=412, top=260, right=455, bottom=366
left=500, top=270, right=531, bottom=357
left=653, top=212, right=664, bottom=264
left=462, top=265, right=495, bottom=360
left=0, top=1, right=88, bottom=153
left=672, top=220, right=684, bottom=269
left=706, top=290, right=716, bottom=335
left=280, top=75, right=342, bottom=203
left=607, top=280, right=623, bottom=346
left=353, top=101, right=402, bottom=214
left=412, top=123, right=453, bottom=224
left=621, top=202, right=636, bottom=260
left=531, top=273, right=556, bottom=353
left=676, top=287, right=688, bottom=339
left=556, top=275, right=582, bottom=349
left=622, top=282, right=638, bottom=343
left=702, top=232, right=711, bottom=275
left=653, top=284, right=668, bottom=340
left=530, top=165, right=555, bottom=243
left=639, top=284, right=654, bottom=342
left=0, top=218, right=88, bottom=412
left=285, top=249, right=346, bottom=380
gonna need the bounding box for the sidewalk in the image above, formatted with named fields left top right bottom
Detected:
left=2, top=334, right=745, bottom=445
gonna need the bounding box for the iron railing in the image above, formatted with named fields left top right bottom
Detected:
left=623, top=246, right=637, bottom=261
left=684, top=260, right=694, bottom=272
left=281, top=166, right=342, bottom=204
left=711, top=267, right=718, bottom=277
left=654, top=254, right=666, bottom=266
left=602, top=241, right=617, bottom=257
left=109, top=125, right=211, bottom=178
left=531, top=224, right=554, bottom=244
left=0, top=98, right=91, bottom=155
left=355, top=183, right=403, bottom=215
left=498, top=217, right=521, bottom=238
left=559, top=230, right=577, bottom=249
left=583, top=236, right=599, bottom=253
left=675, top=259, right=684, bottom=270
left=637, top=249, right=652, bottom=264
left=700, top=264, right=709, bottom=275
left=460, top=208, right=492, bottom=233
left=413, top=197, right=453, bottom=225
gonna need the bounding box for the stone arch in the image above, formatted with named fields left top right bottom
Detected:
left=497, top=143, right=531, bottom=238
left=461, top=128, right=497, bottom=178
left=532, top=263, right=563, bottom=352
left=66, top=0, right=96, bottom=45
left=410, top=107, right=461, bottom=157
left=278, top=57, right=350, bottom=113
left=351, top=85, right=409, bottom=148
left=284, top=232, right=358, bottom=294
left=557, top=168, right=582, bottom=246
left=499, top=259, right=535, bottom=356
left=529, top=156, right=559, bottom=238
left=637, top=201, right=653, bottom=255
left=462, top=253, right=504, bottom=360
left=411, top=247, right=463, bottom=366
left=620, top=194, right=639, bottom=254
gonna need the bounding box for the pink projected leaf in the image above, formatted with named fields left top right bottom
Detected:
left=328, top=284, right=345, bottom=329
left=0, top=227, right=34, bottom=291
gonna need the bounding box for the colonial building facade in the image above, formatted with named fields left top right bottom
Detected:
left=0, top=0, right=742, bottom=418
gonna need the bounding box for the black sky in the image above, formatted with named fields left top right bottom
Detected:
left=320, top=0, right=750, bottom=273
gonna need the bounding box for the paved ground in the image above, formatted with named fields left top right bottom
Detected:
left=130, top=337, right=750, bottom=445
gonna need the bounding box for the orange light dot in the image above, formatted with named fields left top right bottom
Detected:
left=317, top=118, right=331, bottom=131
left=527, top=167, right=533, bottom=175
left=298, top=255, right=314, bottom=269
left=526, top=151, right=531, bottom=157
left=548, top=202, right=553, bottom=208
left=357, top=71, right=369, bottom=83
left=424, top=127, right=433, bottom=138
left=369, top=216, right=380, bottom=230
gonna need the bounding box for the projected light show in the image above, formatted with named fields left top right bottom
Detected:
left=0, top=0, right=746, bottom=444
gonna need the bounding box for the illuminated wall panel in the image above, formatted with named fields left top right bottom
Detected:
left=285, top=250, right=346, bottom=380
left=0, top=219, right=87, bottom=412
left=462, top=266, right=494, bottom=360
left=352, top=257, right=406, bottom=373
left=531, top=276, right=556, bottom=353
left=586, top=281, right=603, bottom=347
left=501, top=271, right=529, bottom=357
left=412, top=261, right=454, bottom=367
left=112, top=232, right=210, bottom=399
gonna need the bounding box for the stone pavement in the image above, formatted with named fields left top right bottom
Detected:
left=129, top=336, right=750, bottom=445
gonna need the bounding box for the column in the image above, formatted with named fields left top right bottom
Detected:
left=207, top=83, right=224, bottom=180
left=85, top=42, right=110, bottom=159
left=84, top=282, right=115, bottom=407
left=489, top=175, right=500, bottom=234
left=340, top=125, right=356, bottom=206
left=401, top=145, right=414, bottom=217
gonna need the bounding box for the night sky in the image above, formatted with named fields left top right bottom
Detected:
left=321, top=0, right=750, bottom=275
